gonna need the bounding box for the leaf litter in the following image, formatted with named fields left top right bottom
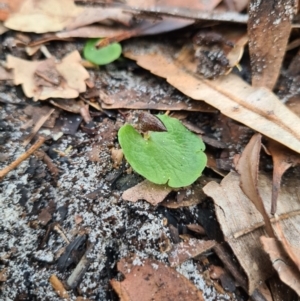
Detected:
left=2, top=0, right=300, bottom=300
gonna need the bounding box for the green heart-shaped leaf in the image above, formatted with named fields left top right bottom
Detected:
left=83, top=38, right=122, bottom=65
left=118, top=114, right=207, bottom=188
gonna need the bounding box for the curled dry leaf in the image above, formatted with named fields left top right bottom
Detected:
left=0, top=0, right=23, bottom=21
left=110, top=257, right=204, bottom=301
left=236, top=134, right=274, bottom=237
left=54, top=17, right=194, bottom=41
left=124, top=40, right=300, bottom=154
left=248, top=0, right=296, bottom=90
left=204, top=172, right=300, bottom=294
left=4, top=0, right=82, bottom=33
left=6, top=51, right=89, bottom=101
left=260, top=236, right=300, bottom=296
left=65, top=7, right=132, bottom=31
left=125, top=0, right=222, bottom=10
left=268, top=275, right=300, bottom=301
left=161, top=178, right=208, bottom=208
left=266, top=139, right=300, bottom=214
left=168, top=238, right=216, bottom=267
left=122, top=180, right=172, bottom=205
left=0, top=65, right=13, bottom=80
left=4, top=0, right=132, bottom=33
left=100, top=88, right=215, bottom=112
left=50, top=99, right=86, bottom=114
left=110, top=148, right=123, bottom=169
left=225, top=0, right=249, bottom=12
left=203, top=172, right=272, bottom=294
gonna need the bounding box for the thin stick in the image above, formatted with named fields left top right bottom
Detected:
left=49, top=274, right=70, bottom=300
left=0, top=136, right=46, bottom=181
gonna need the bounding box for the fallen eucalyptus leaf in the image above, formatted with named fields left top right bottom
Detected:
left=124, top=40, right=300, bottom=154
left=122, top=180, right=172, bottom=205
left=203, top=171, right=300, bottom=294
left=236, top=134, right=274, bottom=237
left=168, top=239, right=216, bottom=267
left=248, top=0, right=295, bottom=89
left=260, top=236, right=300, bottom=296
left=111, top=256, right=204, bottom=301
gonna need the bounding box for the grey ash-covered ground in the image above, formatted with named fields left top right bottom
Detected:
left=0, top=97, right=233, bottom=301
left=0, top=36, right=240, bottom=299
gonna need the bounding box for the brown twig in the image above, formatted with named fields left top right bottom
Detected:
left=49, top=274, right=70, bottom=300
left=23, top=108, right=55, bottom=146
left=0, top=136, right=46, bottom=181
left=34, top=149, right=60, bottom=177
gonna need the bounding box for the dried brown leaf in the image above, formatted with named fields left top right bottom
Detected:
left=186, top=224, right=206, bottom=235
left=100, top=89, right=216, bottom=112
left=161, top=178, right=208, bottom=208
left=168, top=239, right=216, bottom=267
left=261, top=236, right=300, bottom=296
left=4, top=0, right=83, bottom=33
left=122, top=180, right=172, bottom=205
left=0, top=65, right=13, bottom=80
left=266, top=139, right=300, bottom=214
left=0, top=0, right=23, bottom=21
left=268, top=275, right=300, bottom=301
left=248, top=0, right=297, bottom=89
left=7, top=51, right=89, bottom=101
left=224, top=0, right=249, bottom=12
left=56, top=51, right=89, bottom=93
left=110, top=148, right=123, bottom=169
left=273, top=217, right=300, bottom=271
left=124, top=41, right=300, bottom=154
left=50, top=99, right=85, bottom=114
left=0, top=22, right=8, bottom=35
left=125, top=0, right=221, bottom=10
left=65, top=7, right=132, bottom=30
left=236, top=134, right=274, bottom=237
left=203, top=172, right=273, bottom=294
left=56, top=25, right=132, bottom=39
left=204, top=171, right=300, bottom=294
left=110, top=257, right=204, bottom=301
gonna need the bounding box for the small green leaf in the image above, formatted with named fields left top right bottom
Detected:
left=118, top=114, right=207, bottom=188
left=83, top=38, right=122, bottom=65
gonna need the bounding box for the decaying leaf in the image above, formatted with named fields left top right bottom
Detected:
left=110, top=148, right=123, bottom=169
left=203, top=172, right=273, bottom=294
left=65, top=7, right=132, bottom=31
left=268, top=275, right=300, bottom=301
left=6, top=51, right=89, bottom=101
left=168, top=239, right=216, bottom=267
left=122, top=180, right=172, bottom=205
left=110, top=257, right=204, bottom=301
left=124, top=41, right=300, bottom=154
left=125, top=0, right=222, bottom=10
left=0, top=65, right=13, bottom=80
left=0, top=0, right=23, bottom=21
left=204, top=172, right=300, bottom=294
left=260, top=236, right=300, bottom=296
left=266, top=139, right=300, bottom=214
left=248, top=0, right=296, bottom=89
left=236, top=134, right=274, bottom=237
left=4, top=0, right=83, bottom=33
left=161, top=177, right=209, bottom=208
left=49, top=99, right=86, bottom=114
left=100, top=89, right=216, bottom=112
left=4, top=0, right=134, bottom=34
